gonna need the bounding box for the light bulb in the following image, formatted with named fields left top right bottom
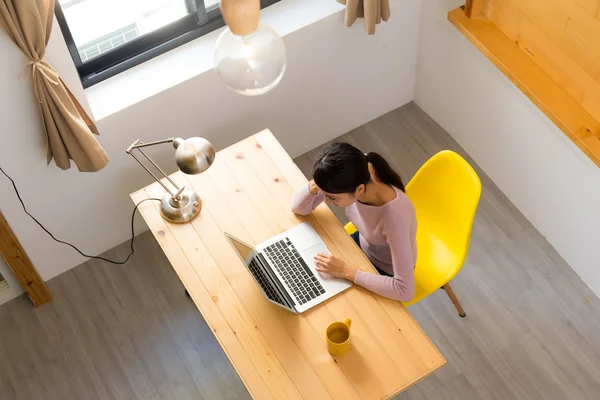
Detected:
left=214, top=23, right=286, bottom=96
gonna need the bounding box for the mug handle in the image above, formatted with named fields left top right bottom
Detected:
left=344, top=318, right=352, bottom=328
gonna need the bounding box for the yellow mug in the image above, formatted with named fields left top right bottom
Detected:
left=326, top=318, right=352, bottom=357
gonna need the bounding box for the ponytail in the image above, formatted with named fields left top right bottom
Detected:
left=366, top=152, right=405, bottom=192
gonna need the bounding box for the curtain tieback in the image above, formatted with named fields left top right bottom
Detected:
left=18, top=58, right=60, bottom=102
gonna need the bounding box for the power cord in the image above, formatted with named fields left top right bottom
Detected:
left=0, top=165, right=160, bottom=265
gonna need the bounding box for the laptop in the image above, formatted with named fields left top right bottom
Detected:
left=226, top=222, right=352, bottom=313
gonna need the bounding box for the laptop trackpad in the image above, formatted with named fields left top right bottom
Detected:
left=302, top=243, right=328, bottom=259
left=302, top=244, right=334, bottom=277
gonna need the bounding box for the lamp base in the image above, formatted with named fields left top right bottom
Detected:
left=160, top=189, right=202, bottom=223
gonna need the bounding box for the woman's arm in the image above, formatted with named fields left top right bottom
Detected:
left=291, top=181, right=324, bottom=215
left=353, top=214, right=415, bottom=302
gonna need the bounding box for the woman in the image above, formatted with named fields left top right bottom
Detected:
left=291, top=142, right=417, bottom=302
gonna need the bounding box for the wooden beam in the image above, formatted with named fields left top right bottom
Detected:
left=0, top=211, right=51, bottom=306
left=464, top=0, right=485, bottom=18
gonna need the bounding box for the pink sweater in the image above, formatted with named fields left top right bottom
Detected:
left=291, top=184, right=417, bottom=302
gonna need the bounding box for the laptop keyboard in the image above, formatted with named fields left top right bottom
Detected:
left=248, top=259, right=285, bottom=305
left=264, top=238, right=326, bottom=305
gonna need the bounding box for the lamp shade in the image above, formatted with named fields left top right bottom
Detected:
left=214, top=24, right=287, bottom=96
left=173, top=137, right=216, bottom=175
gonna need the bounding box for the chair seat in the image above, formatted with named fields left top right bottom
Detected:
left=346, top=221, right=460, bottom=306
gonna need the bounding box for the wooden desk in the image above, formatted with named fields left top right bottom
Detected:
left=131, top=130, right=445, bottom=399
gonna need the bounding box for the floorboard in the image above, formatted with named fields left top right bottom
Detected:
left=1, top=102, right=599, bottom=400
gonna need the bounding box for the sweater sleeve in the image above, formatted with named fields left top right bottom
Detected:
left=290, top=183, right=324, bottom=216
left=353, top=213, right=415, bottom=302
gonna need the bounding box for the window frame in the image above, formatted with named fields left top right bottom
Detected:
left=55, top=0, right=281, bottom=88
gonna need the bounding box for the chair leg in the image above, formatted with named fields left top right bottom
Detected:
left=443, top=283, right=466, bottom=317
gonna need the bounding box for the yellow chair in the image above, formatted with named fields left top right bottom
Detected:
left=345, top=150, right=481, bottom=317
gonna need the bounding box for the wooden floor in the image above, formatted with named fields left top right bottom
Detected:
left=1, top=103, right=600, bottom=400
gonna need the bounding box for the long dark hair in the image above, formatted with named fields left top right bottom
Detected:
left=313, top=142, right=405, bottom=194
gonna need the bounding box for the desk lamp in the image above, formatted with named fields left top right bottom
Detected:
left=126, top=137, right=215, bottom=223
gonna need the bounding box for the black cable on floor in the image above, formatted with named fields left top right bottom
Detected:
left=0, top=165, right=160, bottom=265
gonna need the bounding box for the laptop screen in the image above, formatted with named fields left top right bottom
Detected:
left=225, top=233, right=291, bottom=309
left=226, top=234, right=254, bottom=263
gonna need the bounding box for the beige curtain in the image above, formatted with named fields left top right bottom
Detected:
left=0, top=0, right=109, bottom=172
left=337, top=0, right=391, bottom=35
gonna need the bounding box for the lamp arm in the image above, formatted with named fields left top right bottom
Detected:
left=126, top=138, right=176, bottom=153
left=128, top=151, right=176, bottom=197
left=126, top=137, right=187, bottom=198
left=136, top=148, right=182, bottom=195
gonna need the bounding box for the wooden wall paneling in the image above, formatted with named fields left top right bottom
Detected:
left=448, top=8, right=600, bottom=166
left=483, top=0, right=521, bottom=40
left=515, top=16, right=600, bottom=121
left=559, top=1, right=600, bottom=57
left=488, top=0, right=596, bottom=75
left=490, top=0, right=600, bottom=87
left=582, top=95, right=600, bottom=122
left=465, top=0, right=486, bottom=18
left=569, top=0, right=600, bottom=16
left=484, top=0, right=600, bottom=121
left=514, top=0, right=600, bottom=76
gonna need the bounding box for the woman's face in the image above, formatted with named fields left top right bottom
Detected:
left=320, top=184, right=365, bottom=208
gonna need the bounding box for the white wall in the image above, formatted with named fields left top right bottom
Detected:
left=0, top=0, right=420, bottom=304
left=414, top=0, right=600, bottom=297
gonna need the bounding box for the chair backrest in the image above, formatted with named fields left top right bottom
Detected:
left=406, top=150, right=482, bottom=265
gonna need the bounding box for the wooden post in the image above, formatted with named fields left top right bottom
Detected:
left=0, top=211, right=51, bottom=306
left=464, top=0, right=485, bottom=18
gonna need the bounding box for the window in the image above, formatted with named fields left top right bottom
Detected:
left=56, top=0, right=281, bottom=88
left=77, top=24, right=140, bottom=62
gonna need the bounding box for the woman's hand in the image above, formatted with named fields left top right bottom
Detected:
left=314, top=253, right=357, bottom=282
left=308, top=180, right=320, bottom=195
